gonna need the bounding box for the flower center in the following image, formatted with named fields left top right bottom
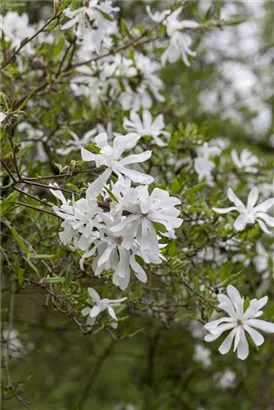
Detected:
left=237, top=319, right=243, bottom=326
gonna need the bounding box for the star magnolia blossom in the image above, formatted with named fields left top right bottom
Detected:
left=81, top=287, right=126, bottom=328
left=204, top=285, right=274, bottom=360
left=61, top=0, right=119, bottom=48
left=0, top=12, right=35, bottom=51
left=57, top=128, right=97, bottom=156
left=194, top=142, right=221, bottom=186
left=146, top=6, right=199, bottom=67
left=231, top=149, right=258, bottom=173
left=109, top=184, right=183, bottom=254
left=81, top=132, right=153, bottom=199
left=123, top=110, right=170, bottom=147
left=50, top=183, right=103, bottom=248
left=213, top=187, right=274, bottom=234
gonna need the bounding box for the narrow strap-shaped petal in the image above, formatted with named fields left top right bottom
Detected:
left=253, top=198, right=274, bottom=213
left=236, top=328, right=249, bottom=360
left=245, top=319, right=274, bottom=333
left=212, top=206, right=237, bottom=214
left=227, top=188, right=245, bottom=210
left=107, top=306, right=117, bottom=321
left=247, top=187, right=259, bottom=211
left=218, top=328, right=237, bottom=355
left=243, top=324, right=264, bottom=346
left=89, top=305, right=101, bottom=318
left=234, top=213, right=249, bottom=231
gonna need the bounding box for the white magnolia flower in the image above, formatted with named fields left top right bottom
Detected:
left=213, top=187, right=274, bottom=234
left=61, top=0, right=119, bottom=49
left=81, top=287, right=127, bottom=327
left=162, top=31, right=197, bottom=67
left=50, top=184, right=103, bottom=248
left=109, top=185, right=182, bottom=255
left=231, top=149, right=258, bottom=173
left=81, top=132, right=153, bottom=198
left=147, top=6, right=199, bottom=67
left=79, top=222, right=150, bottom=290
left=2, top=329, right=27, bottom=358
left=57, top=128, right=97, bottom=156
left=119, top=53, right=164, bottom=111
left=204, top=285, right=274, bottom=360
left=194, top=344, right=212, bottom=367
left=194, top=142, right=221, bottom=186
left=0, top=12, right=35, bottom=51
left=123, top=110, right=170, bottom=146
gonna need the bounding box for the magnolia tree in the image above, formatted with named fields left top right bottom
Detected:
left=0, top=1, right=273, bottom=410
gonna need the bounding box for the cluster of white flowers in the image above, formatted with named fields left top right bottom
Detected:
left=61, top=0, right=119, bottom=53
left=51, top=130, right=182, bottom=293
left=70, top=52, right=164, bottom=111
left=146, top=6, right=199, bottom=67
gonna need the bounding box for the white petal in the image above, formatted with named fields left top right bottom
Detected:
left=213, top=206, right=237, bottom=214
left=253, top=198, right=274, bottom=213
left=247, top=187, right=259, bottom=210
left=243, top=325, right=264, bottom=346
left=129, top=254, right=147, bottom=283
left=81, top=148, right=97, bottom=162
left=226, top=285, right=244, bottom=317
left=81, top=307, right=91, bottom=316
left=120, top=151, right=152, bottom=166
left=234, top=213, right=248, bottom=231
left=236, top=328, right=249, bottom=360
left=245, top=319, right=274, bottom=333
left=112, top=133, right=140, bottom=159
left=227, top=188, right=245, bottom=209
left=108, top=306, right=117, bottom=321
left=218, top=328, right=237, bottom=355
left=89, top=305, right=101, bottom=318
left=86, top=168, right=112, bottom=199
left=88, top=287, right=100, bottom=303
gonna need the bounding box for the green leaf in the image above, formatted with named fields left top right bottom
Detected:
left=52, top=37, right=65, bottom=59
left=23, top=257, right=40, bottom=277
left=86, top=142, right=101, bottom=154
left=11, top=227, right=29, bottom=254
left=58, top=0, right=71, bottom=12
left=29, top=254, right=55, bottom=259
left=97, top=9, right=114, bottom=22
left=0, top=192, right=19, bottom=216
left=184, top=182, right=206, bottom=196
left=120, top=18, right=131, bottom=38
